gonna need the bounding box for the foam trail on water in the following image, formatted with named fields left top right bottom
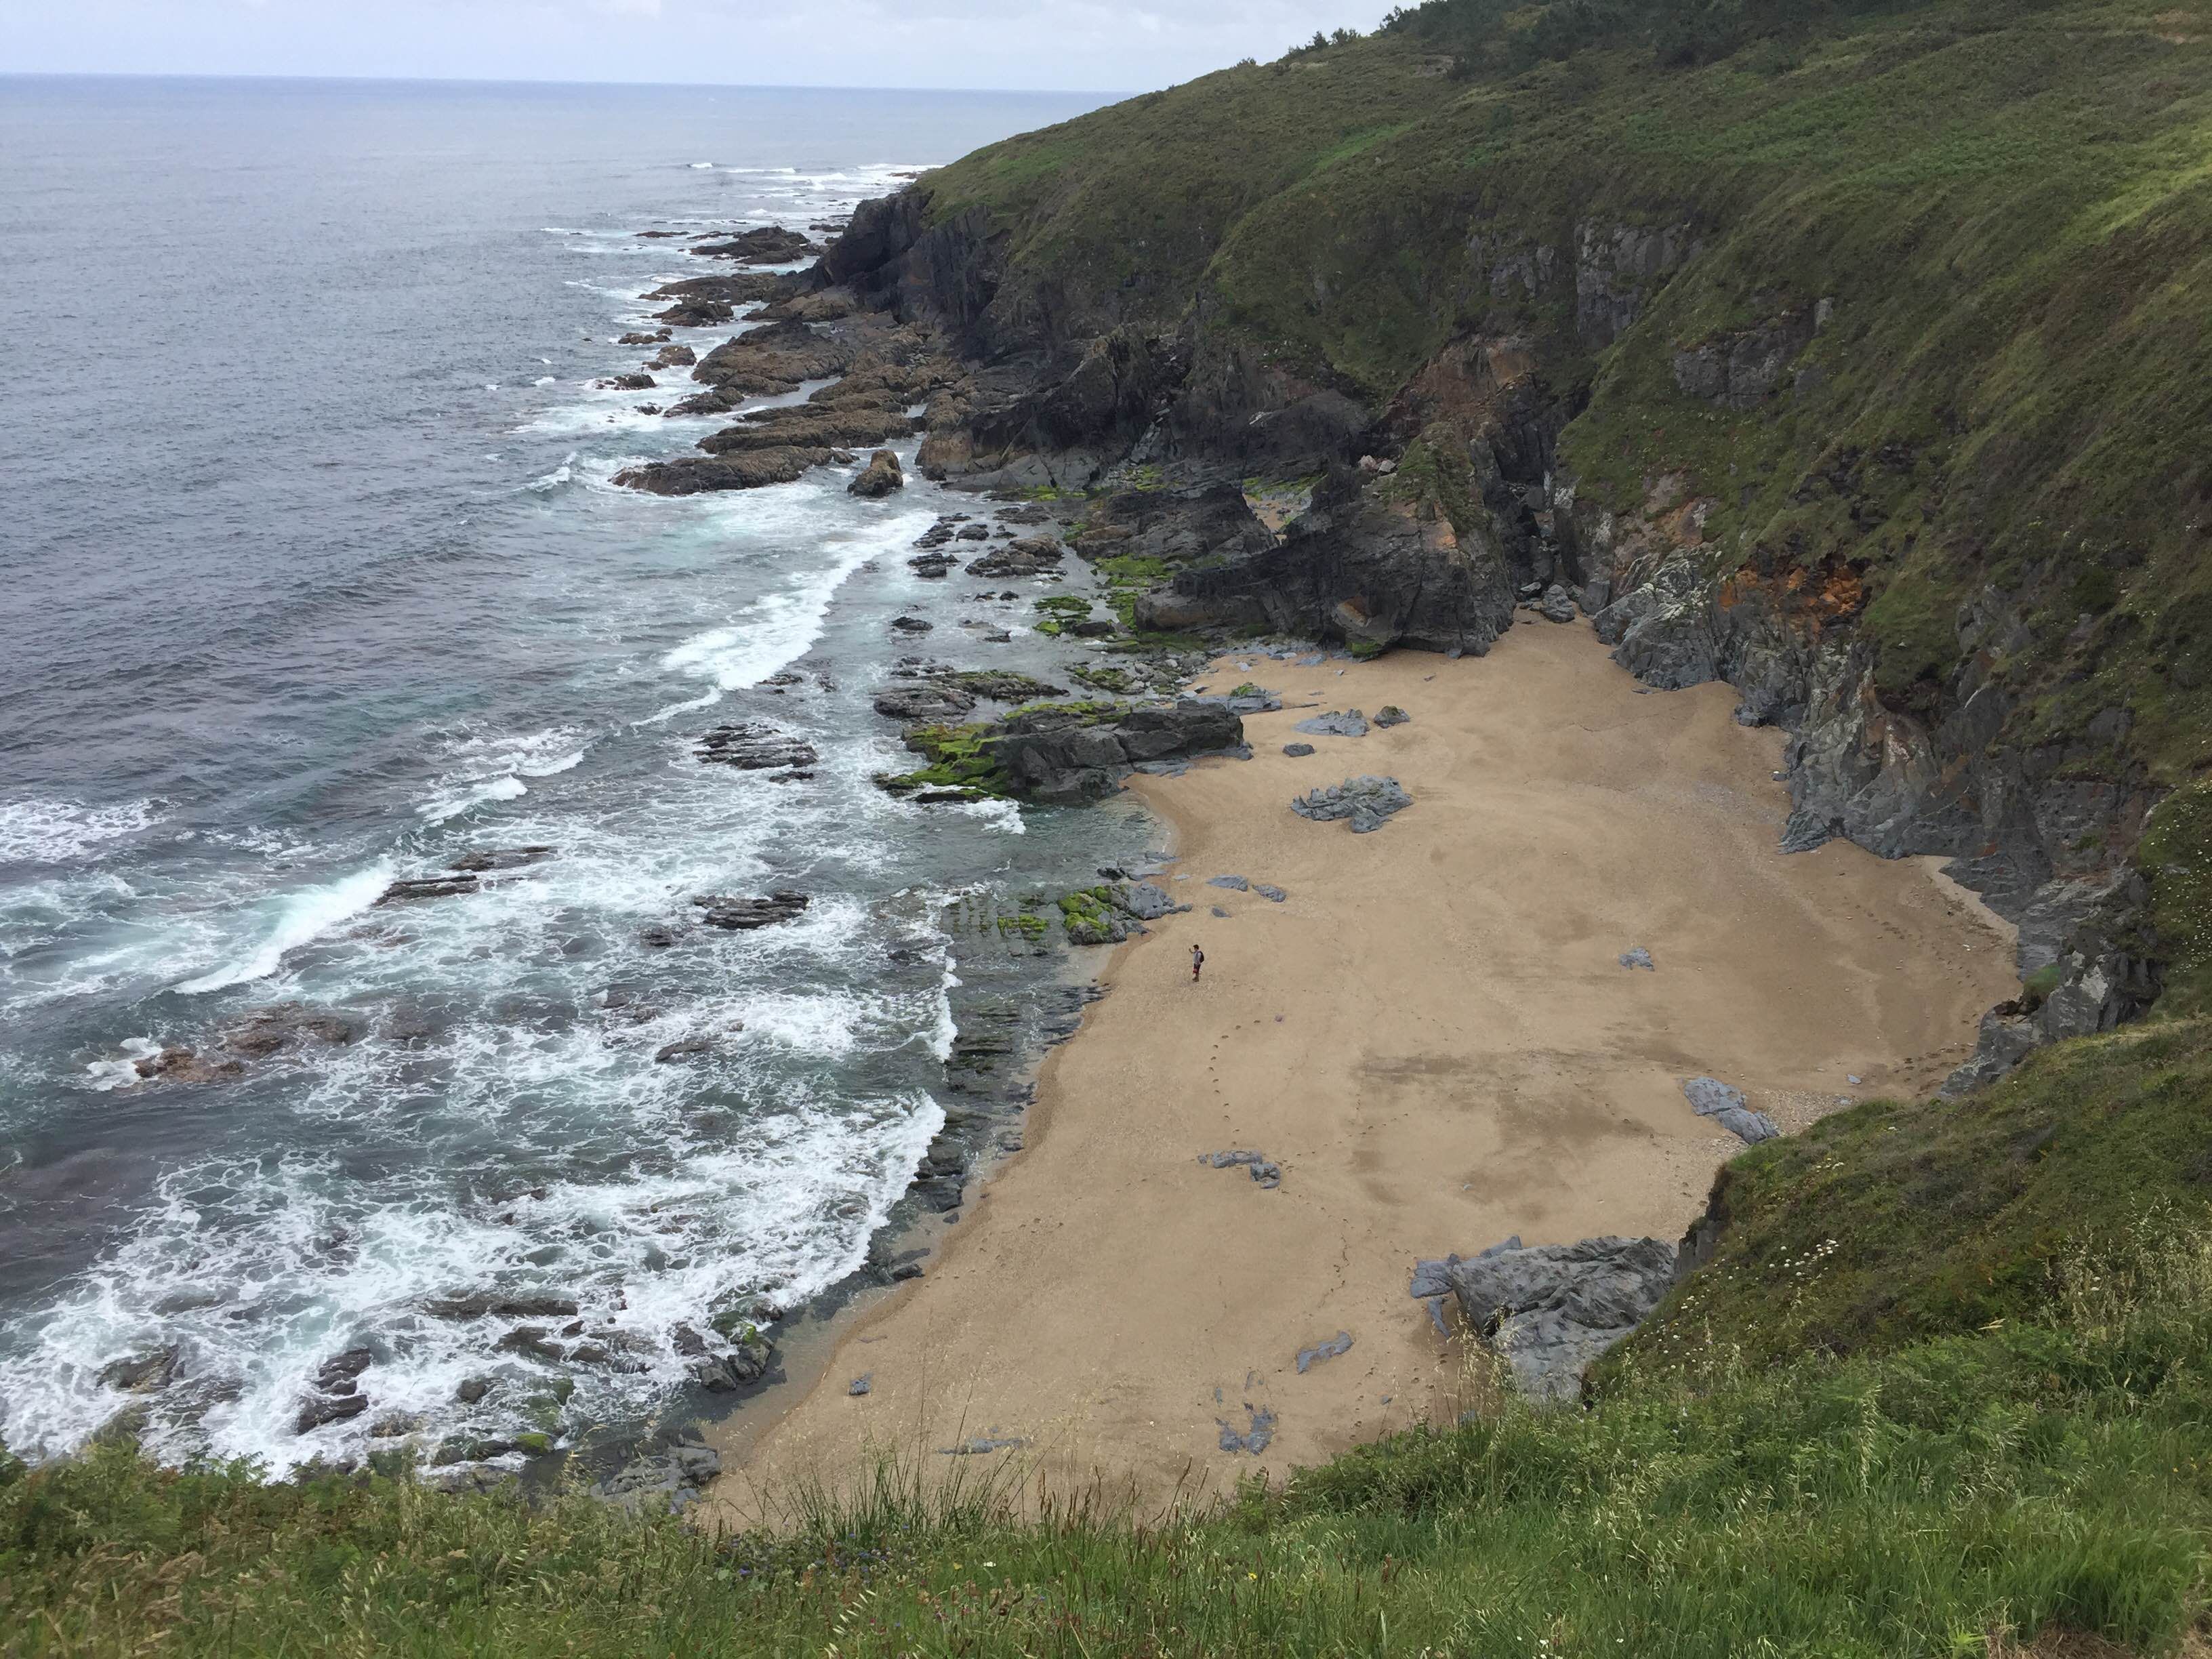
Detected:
left=173, top=863, right=391, bottom=994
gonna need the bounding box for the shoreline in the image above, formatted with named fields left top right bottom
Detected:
left=700, top=621, right=2020, bottom=1523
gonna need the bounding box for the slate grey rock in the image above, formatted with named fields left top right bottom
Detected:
left=1940, top=1008, right=2041, bottom=1097
left=1682, top=1076, right=1780, bottom=1143
left=1441, top=1235, right=1676, bottom=1401
left=1295, top=1332, right=1354, bottom=1374
left=98, top=1347, right=182, bottom=1395
left=1212, top=905, right=1231, bottom=918
left=1294, top=709, right=1370, bottom=738
left=694, top=723, right=819, bottom=771
left=848, top=1374, right=873, bottom=1396
left=1373, top=705, right=1411, bottom=728
left=1208, top=875, right=1250, bottom=891
left=1118, top=881, right=1181, bottom=921
left=1618, top=947, right=1656, bottom=971
left=1538, top=585, right=1578, bottom=623
left=1200, top=1149, right=1281, bottom=1189
left=1253, top=884, right=1287, bottom=903
left=1216, top=1406, right=1276, bottom=1454
left=693, top=890, right=810, bottom=930
left=939, top=1434, right=1027, bottom=1455
left=1282, top=742, right=1317, bottom=757
left=447, top=845, right=557, bottom=874
left=1290, top=776, right=1413, bottom=834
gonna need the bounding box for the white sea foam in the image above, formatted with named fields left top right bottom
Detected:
left=523, top=455, right=576, bottom=491
left=0, top=1076, right=945, bottom=1472
left=0, top=798, right=161, bottom=865
left=83, top=1037, right=161, bottom=1092
left=657, top=497, right=935, bottom=698
left=173, top=862, right=392, bottom=995
left=417, top=775, right=527, bottom=823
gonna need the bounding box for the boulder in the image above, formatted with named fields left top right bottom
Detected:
left=614, top=448, right=834, bottom=495
left=447, top=845, right=556, bottom=874
left=1681, top=1076, right=1780, bottom=1143
left=1374, top=705, right=1411, bottom=728
left=689, top=226, right=820, bottom=264
left=692, top=890, right=810, bottom=930
left=1294, top=710, right=1369, bottom=738
left=98, top=1347, right=182, bottom=1394
left=1434, top=1235, right=1677, bottom=1401
left=1290, top=776, right=1413, bottom=834
left=220, top=1002, right=363, bottom=1057
left=378, top=874, right=480, bottom=904
left=872, top=682, right=978, bottom=722
left=1282, top=742, right=1317, bottom=757
left=596, top=372, right=655, bottom=392
left=965, top=537, right=1064, bottom=578
left=693, top=724, right=818, bottom=771
left=848, top=449, right=905, bottom=497
left=1199, top=1149, right=1281, bottom=1189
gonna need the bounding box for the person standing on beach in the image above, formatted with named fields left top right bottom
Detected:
left=1191, top=943, right=1204, bottom=983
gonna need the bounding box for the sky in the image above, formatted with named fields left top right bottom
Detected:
left=0, top=1, right=1398, bottom=93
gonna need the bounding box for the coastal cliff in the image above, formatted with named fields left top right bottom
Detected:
left=789, top=0, right=2212, bottom=1078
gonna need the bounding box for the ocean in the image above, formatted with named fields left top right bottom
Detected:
left=0, top=74, right=1136, bottom=1474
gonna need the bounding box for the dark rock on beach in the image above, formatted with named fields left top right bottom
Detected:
left=1282, top=742, right=1316, bottom=757
left=991, top=701, right=1244, bottom=804
left=1424, top=1235, right=1677, bottom=1401
left=1683, top=1076, right=1780, bottom=1143
left=1295, top=710, right=1369, bottom=737
left=1296, top=1331, right=1354, bottom=1374
left=1290, top=776, right=1412, bottom=834
left=1200, top=1149, right=1281, bottom=1188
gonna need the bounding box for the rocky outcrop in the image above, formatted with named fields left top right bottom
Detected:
left=1414, top=1235, right=1677, bottom=1402
left=692, top=724, right=819, bottom=771
left=1578, top=489, right=2165, bottom=1086
left=1290, top=775, right=1414, bottom=834
left=614, top=448, right=834, bottom=495
left=848, top=449, right=904, bottom=497
left=690, top=226, right=821, bottom=264
left=989, top=700, right=1246, bottom=804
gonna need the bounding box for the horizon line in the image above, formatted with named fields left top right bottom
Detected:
left=0, top=68, right=1143, bottom=98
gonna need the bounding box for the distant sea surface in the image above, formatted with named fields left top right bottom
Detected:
left=0, top=75, right=1129, bottom=1472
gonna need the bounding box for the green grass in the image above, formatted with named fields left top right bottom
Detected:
left=1608, top=1018, right=2212, bottom=1382
left=2144, top=783, right=2212, bottom=1018
left=8, top=1025, right=2212, bottom=1654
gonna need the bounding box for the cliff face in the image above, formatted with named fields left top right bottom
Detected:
left=809, top=0, right=2212, bottom=1063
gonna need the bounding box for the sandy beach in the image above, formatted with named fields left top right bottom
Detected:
left=704, top=621, right=2018, bottom=1523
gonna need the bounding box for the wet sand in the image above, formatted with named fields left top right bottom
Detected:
left=704, top=622, right=2017, bottom=1523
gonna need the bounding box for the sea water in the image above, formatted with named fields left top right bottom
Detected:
left=0, top=75, right=1129, bottom=1472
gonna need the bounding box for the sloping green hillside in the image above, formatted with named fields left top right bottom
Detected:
left=918, top=0, right=2212, bottom=790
